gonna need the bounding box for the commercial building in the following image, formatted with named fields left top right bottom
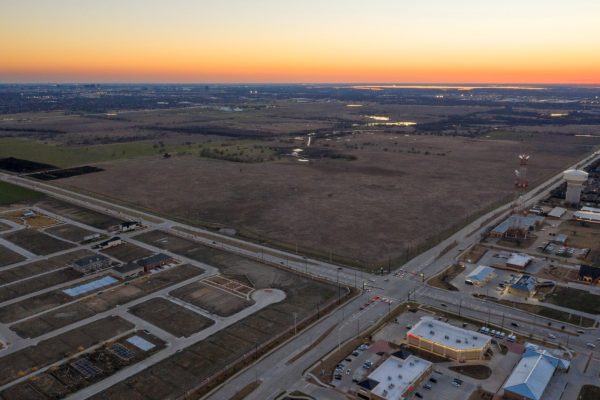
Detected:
left=573, top=206, right=600, bottom=224
left=465, top=265, right=495, bottom=286
left=72, top=254, right=111, bottom=274
left=490, top=215, right=544, bottom=241
left=578, top=265, right=600, bottom=285
left=503, top=344, right=570, bottom=400
left=406, top=317, right=491, bottom=362
left=508, top=275, right=537, bottom=297
left=506, top=253, right=533, bottom=271
left=357, top=355, right=432, bottom=400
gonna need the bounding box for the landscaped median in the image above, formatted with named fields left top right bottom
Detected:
left=473, top=294, right=597, bottom=328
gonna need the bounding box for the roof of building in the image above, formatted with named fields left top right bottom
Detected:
left=547, top=207, right=566, bottom=218
left=407, top=317, right=491, bottom=351
left=492, top=215, right=544, bottom=235
left=99, top=236, right=121, bottom=246
left=121, top=221, right=139, bottom=227
left=63, top=276, right=118, bottom=297
left=113, top=263, right=144, bottom=274
left=126, top=335, right=155, bottom=351
left=137, top=253, right=173, bottom=267
left=74, top=254, right=110, bottom=267
left=510, top=275, right=537, bottom=293
left=581, top=206, right=600, bottom=213
left=573, top=210, right=600, bottom=222
left=465, top=265, right=495, bottom=283
left=507, top=253, right=533, bottom=268
left=503, top=345, right=570, bottom=400
left=579, top=264, right=600, bottom=279
left=553, top=234, right=568, bottom=244
left=365, top=355, right=432, bottom=400
left=564, top=169, right=588, bottom=182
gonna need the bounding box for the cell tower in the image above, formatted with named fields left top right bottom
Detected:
left=515, top=154, right=529, bottom=189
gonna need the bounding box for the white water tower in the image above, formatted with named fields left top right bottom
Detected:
left=563, top=169, right=588, bottom=205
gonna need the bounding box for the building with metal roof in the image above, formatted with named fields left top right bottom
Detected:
left=506, top=253, right=534, bottom=270
left=503, top=344, right=570, bottom=400
left=547, top=207, right=566, bottom=219
left=465, top=265, right=495, bottom=286
left=357, top=355, right=432, bottom=400
left=573, top=208, right=600, bottom=223
left=406, top=317, right=491, bottom=362
left=508, top=275, right=537, bottom=297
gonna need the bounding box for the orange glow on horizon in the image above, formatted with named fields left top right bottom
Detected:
left=1, top=0, right=600, bottom=84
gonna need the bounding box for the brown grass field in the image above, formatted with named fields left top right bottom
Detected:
left=170, top=281, right=254, bottom=317
left=59, top=132, right=591, bottom=266
left=44, top=224, right=97, bottom=242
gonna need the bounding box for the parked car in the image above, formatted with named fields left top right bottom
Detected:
left=586, top=343, right=596, bottom=348
left=424, top=383, right=432, bottom=390
left=511, top=322, right=519, bottom=328
left=548, top=333, right=557, bottom=339
left=429, top=377, right=438, bottom=383
left=415, top=392, right=423, bottom=398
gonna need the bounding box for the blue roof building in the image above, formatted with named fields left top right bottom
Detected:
left=503, top=344, right=569, bottom=400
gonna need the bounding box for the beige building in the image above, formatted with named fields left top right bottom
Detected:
left=406, top=317, right=491, bottom=362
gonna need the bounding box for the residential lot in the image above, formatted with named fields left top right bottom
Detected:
left=10, top=264, right=204, bottom=338
left=45, top=223, right=97, bottom=243
left=0, top=331, right=165, bottom=400
left=170, top=281, right=254, bottom=317
left=0, top=316, right=133, bottom=387
left=36, top=198, right=125, bottom=230
left=0, top=244, right=25, bottom=267
left=3, top=228, right=75, bottom=255
left=0, top=268, right=83, bottom=303
left=129, top=297, right=215, bottom=337
left=100, top=242, right=154, bottom=263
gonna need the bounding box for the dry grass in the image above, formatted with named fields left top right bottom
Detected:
left=427, top=264, right=464, bottom=291
left=1, top=209, right=60, bottom=229
left=59, top=132, right=584, bottom=265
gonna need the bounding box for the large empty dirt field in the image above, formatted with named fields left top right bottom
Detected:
left=100, top=242, right=154, bottom=263
left=171, top=281, right=254, bottom=317
left=129, top=297, right=215, bottom=337
left=59, top=133, right=592, bottom=265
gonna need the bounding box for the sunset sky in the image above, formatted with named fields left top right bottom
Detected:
left=1, top=0, right=599, bottom=83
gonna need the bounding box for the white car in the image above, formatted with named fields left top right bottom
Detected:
left=548, top=333, right=557, bottom=339
left=586, top=343, right=596, bottom=349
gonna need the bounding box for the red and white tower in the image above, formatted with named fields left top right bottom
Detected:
left=515, top=154, right=529, bottom=189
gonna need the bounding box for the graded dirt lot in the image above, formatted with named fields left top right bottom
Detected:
left=171, top=281, right=254, bottom=317
left=0, top=268, right=83, bottom=303
left=129, top=297, right=215, bottom=337
left=10, top=264, right=204, bottom=338
left=36, top=198, right=124, bottom=230
left=89, top=231, right=339, bottom=400
left=0, top=316, right=133, bottom=388
left=61, top=133, right=589, bottom=265
left=0, top=249, right=92, bottom=286
left=45, top=223, right=97, bottom=242
left=101, top=242, right=154, bottom=263
left=2, top=228, right=75, bottom=255
left=0, top=244, right=25, bottom=267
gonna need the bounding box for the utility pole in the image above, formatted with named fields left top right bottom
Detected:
left=294, top=312, right=297, bottom=336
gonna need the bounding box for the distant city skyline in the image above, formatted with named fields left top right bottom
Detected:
left=1, top=0, right=599, bottom=83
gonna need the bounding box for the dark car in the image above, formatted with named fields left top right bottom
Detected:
left=511, top=322, right=519, bottom=327
left=345, top=358, right=352, bottom=362
left=415, top=392, right=423, bottom=398
left=429, top=377, right=438, bottom=383
left=441, top=303, right=447, bottom=307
